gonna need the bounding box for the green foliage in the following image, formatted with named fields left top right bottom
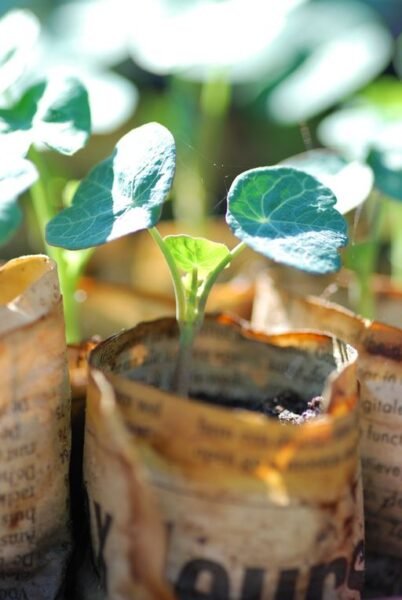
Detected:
left=46, top=122, right=176, bottom=249
left=164, top=235, right=230, bottom=279
left=0, top=77, right=91, bottom=156
left=226, top=166, right=348, bottom=274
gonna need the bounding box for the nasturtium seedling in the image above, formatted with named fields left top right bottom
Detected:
left=46, top=121, right=348, bottom=395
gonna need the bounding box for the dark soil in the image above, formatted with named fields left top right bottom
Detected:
left=193, top=390, right=323, bottom=424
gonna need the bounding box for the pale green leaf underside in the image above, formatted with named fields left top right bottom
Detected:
left=0, top=158, right=38, bottom=245
left=164, top=235, right=230, bottom=277
left=46, top=122, right=176, bottom=249
left=0, top=76, right=91, bottom=156
left=282, top=150, right=373, bottom=214
left=226, top=166, right=348, bottom=274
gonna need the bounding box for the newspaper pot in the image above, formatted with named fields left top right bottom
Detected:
left=252, top=274, right=402, bottom=564
left=85, top=315, right=363, bottom=600
left=0, top=255, right=71, bottom=599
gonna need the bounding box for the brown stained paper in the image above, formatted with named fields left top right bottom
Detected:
left=0, top=255, right=71, bottom=599
left=85, top=315, right=364, bottom=600
left=252, top=273, right=402, bottom=559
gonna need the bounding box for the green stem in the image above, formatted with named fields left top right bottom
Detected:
left=28, top=147, right=84, bottom=342
left=387, top=198, right=402, bottom=285
left=173, top=320, right=200, bottom=397
left=148, top=227, right=186, bottom=322
left=58, top=263, right=81, bottom=343
left=28, top=147, right=59, bottom=260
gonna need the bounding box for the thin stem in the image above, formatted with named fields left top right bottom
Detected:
left=172, top=321, right=199, bottom=397
left=28, top=147, right=59, bottom=260
left=58, top=263, right=81, bottom=343
left=28, top=146, right=84, bottom=342
left=148, top=227, right=186, bottom=321
left=386, top=198, right=402, bottom=284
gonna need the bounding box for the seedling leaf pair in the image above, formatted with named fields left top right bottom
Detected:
left=47, top=121, right=347, bottom=275
left=46, top=121, right=348, bottom=390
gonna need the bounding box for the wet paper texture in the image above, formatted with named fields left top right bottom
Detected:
left=253, top=273, right=402, bottom=560
left=85, top=315, right=363, bottom=600
left=0, top=255, right=71, bottom=599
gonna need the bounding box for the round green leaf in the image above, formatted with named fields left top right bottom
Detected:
left=368, top=148, right=402, bottom=202
left=163, top=235, right=230, bottom=277
left=0, top=157, right=38, bottom=245
left=281, top=150, right=373, bottom=214
left=226, top=167, right=348, bottom=274
left=46, top=122, right=176, bottom=250
left=0, top=76, right=91, bottom=156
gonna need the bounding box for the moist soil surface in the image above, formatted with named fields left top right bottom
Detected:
left=193, top=389, right=323, bottom=424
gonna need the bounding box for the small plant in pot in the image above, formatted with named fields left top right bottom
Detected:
left=46, top=123, right=363, bottom=600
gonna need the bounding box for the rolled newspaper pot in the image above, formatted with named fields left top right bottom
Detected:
left=252, top=273, right=402, bottom=561
left=85, top=315, right=363, bottom=599
left=0, top=255, right=71, bottom=598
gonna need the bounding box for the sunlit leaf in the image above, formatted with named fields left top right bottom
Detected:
left=164, top=235, right=230, bottom=278
left=266, top=1, right=392, bottom=123
left=282, top=150, right=373, bottom=214
left=46, top=122, right=176, bottom=250
left=0, top=9, right=40, bottom=94
left=0, top=157, right=38, bottom=245
left=32, top=58, right=138, bottom=135
left=0, top=76, right=91, bottom=156
left=226, top=166, right=347, bottom=274
left=368, top=148, right=402, bottom=202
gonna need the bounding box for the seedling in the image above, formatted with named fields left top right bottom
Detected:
left=0, top=67, right=92, bottom=342
left=46, top=122, right=347, bottom=396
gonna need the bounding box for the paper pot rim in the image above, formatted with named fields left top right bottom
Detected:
left=88, top=313, right=358, bottom=434
left=0, top=254, right=61, bottom=336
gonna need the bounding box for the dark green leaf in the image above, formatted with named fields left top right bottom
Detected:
left=0, top=157, right=38, bottom=245
left=0, top=76, right=91, bottom=155
left=226, top=166, right=348, bottom=274
left=164, top=235, right=230, bottom=277
left=46, top=122, right=176, bottom=249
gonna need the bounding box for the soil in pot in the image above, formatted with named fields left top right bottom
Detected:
left=192, top=389, right=323, bottom=424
